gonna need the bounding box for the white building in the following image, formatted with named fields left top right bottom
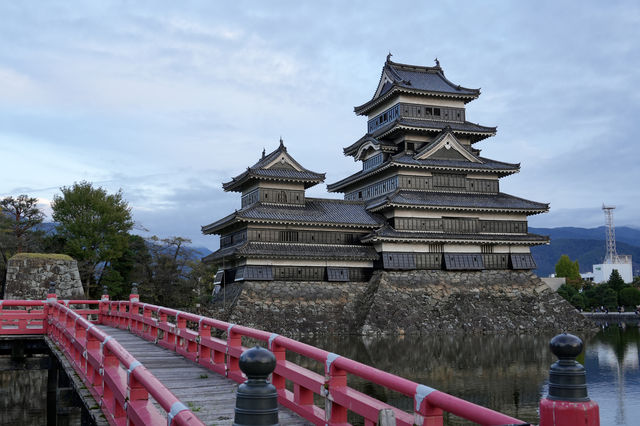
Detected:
left=593, top=255, right=633, bottom=283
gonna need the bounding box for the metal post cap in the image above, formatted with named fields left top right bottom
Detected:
left=547, top=333, right=590, bottom=402
left=239, top=346, right=276, bottom=380
left=48, top=281, right=56, bottom=293
left=550, top=333, right=583, bottom=359
left=234, top=346, right=279, bottom=425
left=131, top=282, right=138, bottom=294
left=102, top=285, right=108, bottom=295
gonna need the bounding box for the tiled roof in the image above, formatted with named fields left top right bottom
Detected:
left=327, top=155, right=519, bottom=192
left=223, top=141, right=325, bottom=192
left=361, top=226, right=549, bottom=245
left=203, top=241, right=379, bottom=262
left=371, top=118, right=496, bottom=141
left=366, top=190, right=549, bottom=213
left=355, top=59, right=481, bottom=115
left=391, top=154, right=519, bottom=171
left=201, top=198, right=384, bottom=234
left=343, top=136, right=397, bottom=157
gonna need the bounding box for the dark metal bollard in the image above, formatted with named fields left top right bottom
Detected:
left=47, top=281, right=57, bottom=302
left=539, top=333, right=599, bottom=426
left=130, top=282, right=139, bottom=302
left=101, top=284, right=109, bottom=301
left=233, top=346, right=279, bottom=426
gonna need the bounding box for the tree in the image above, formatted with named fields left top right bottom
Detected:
left=607, top=269, right=626, bottom=293
left=570, top=293, right=585, bottom=310
left=619, top=287, right=640, bottom=308
left=1, top=195, right=45, bottom=297
left=555, top=255, right=581, bottom=281
left=555, top=254, right=583, bottom=289
left=0, top=195, right=44, bottom=253
left=51, top=181, right=133, bottom=298
left=602, top=288, right=618, bottom=310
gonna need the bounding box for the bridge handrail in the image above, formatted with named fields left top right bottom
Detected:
left=0, top=298, right=204, bottom=426
left=101, top=299, right=524, bottom=426
left=48, top=300, right=205, bottom=426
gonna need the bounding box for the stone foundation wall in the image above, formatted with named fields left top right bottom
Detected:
left=204, top=270, right=593, bottom=335
left=208, top=280, right=369, bottom=335
left=4, top=254, right=84, bottom=300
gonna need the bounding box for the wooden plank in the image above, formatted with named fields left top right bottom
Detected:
left=97, top=325, right=311, bottom=425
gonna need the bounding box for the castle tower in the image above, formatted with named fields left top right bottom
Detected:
left=203, top=57, right=550, bottom=282
left=202, top=140, right=382, bottom=284
left=327, top=57, right=549, bottom=271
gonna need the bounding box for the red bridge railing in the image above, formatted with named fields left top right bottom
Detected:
left=1, top=292, right=526, bottom=426
left=0, top=294, right=203, bottom=426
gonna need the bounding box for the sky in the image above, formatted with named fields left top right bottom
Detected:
left=1, top=1, right=639, bottom=250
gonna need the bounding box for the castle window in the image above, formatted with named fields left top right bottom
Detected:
left=327, top=267, right=349, bottom=282
left=279, top=230, right=299, bottom=242
left=481, top=245, right=494, bottom=254
left=434, top=108, right=441, bottom=116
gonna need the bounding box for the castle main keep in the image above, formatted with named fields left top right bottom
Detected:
left=202, top=57, right=549, bottom=284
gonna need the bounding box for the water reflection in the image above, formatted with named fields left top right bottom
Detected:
left=301, top=325, right=640, bottom=426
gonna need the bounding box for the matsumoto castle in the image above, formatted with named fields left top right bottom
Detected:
left=203, top=57, right=549, bottom=284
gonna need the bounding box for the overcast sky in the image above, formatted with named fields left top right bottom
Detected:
left=1, top=1, right=639, bottom=250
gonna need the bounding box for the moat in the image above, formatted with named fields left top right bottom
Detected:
left=299, top=323, right=639, bottom=426
left=1, top=323, right=638, bottom=425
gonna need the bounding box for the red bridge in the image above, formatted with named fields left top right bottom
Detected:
left=0, top=291, right=527, bottom=425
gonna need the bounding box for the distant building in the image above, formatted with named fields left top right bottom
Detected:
left=593, top=259, right=633, bottom=284
left=202, top=57, right=550, bottom=283
left=592, top=205, right=633, bottom=283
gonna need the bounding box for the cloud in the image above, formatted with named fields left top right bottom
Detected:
left=1, top=0, right=640, bottom=249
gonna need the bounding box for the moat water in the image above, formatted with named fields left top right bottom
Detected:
left=300, top=322, right=640, bottom=426
left=1, top=323, right=638, bottom=425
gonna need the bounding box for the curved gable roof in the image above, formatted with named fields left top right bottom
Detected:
left=355, top=57, right=481, bottom=115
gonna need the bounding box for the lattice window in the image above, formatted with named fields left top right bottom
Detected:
left=481, top=245, right=494, bottom=254
left=382, top=253, right=416, bottom=270
left=510, top=253, right=537, bottom=270
left=363, top=153, right=384, bottom=170
left=327, top=267, right=350, bottom=282
left=444, top=253, right=484, bottom=270
left=279, top=231, right=299, bottom=242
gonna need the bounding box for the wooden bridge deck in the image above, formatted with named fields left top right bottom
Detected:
left=97, top=326, right=309, bottom=425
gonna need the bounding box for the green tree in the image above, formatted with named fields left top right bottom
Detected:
left=607, top=269, right=626, bottom=293
left=570, top=293, right=585, bottom=310
left=139, top=236, right=198, bottom=307
left=51, top=181, right=133, bottom=298
left=602, top=288, right=618, bottom=310
left=619, top=287, right=640, bottom=308
left=1, top=195, right=45, bottom=297
left=555, top=255, right=581, bottom=281
left=557, top=283, right=577, bottom=302
left=0, top=195, right=44, bottom=253
left=100, top=234, right=151, bottom=300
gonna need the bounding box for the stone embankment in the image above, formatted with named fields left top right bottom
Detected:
left=4, top=253, right=85, bottom=300
left=204, top=270, right=594, bottom=335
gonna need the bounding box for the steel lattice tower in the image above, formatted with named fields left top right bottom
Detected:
left=603, top=204, right=618, bottom=264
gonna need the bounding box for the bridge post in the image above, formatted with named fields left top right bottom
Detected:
left=539, top=333, right=599, bottom=426
left=129, top=282, right=140, bottom=333
left=99, top=285, right=109, bottom=324
left=233, top=346, right=279, bottom=426
left=126, top=282, right=139, bottom=331
left=45, top=281, right=58, bottom=333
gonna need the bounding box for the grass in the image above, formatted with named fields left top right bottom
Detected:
left=187, top=401, right=202, bottom=412
left=10, top=252, right=74, bottom=261
left=199, top=374, right=209, bottom=379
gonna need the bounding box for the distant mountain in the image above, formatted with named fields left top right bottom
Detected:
left=530, top=226, right=640, bottom=246
left=530, top=226, right=640, bottom=277
left=191, top=246, right=213, bottom=258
